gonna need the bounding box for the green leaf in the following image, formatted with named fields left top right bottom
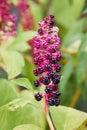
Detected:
left=76, top=34, right=87, bottom=86
left=0, top=50, right=24, bottom=79
left=62, top=18, right=87, bottom=47
left=62, top=34, right=82, bottom=54
left=29, top=1, right=43, bottom=29
left=14, top=31, right=36, bottom=43
left=0, top=67, right=8, bottom=79
left=68, top=0, right=73, bottom=5
left=7, top=98, right=35, bottom=111
left=20, top=90, right=45, bottom=109
left=13, top=124, right=42, bottom=130
left=8, top=31, right=36, bottom=52
left=77, top=34, right=87, bottom=56
left=11, top=78, right=33, bottom=91
left=76, top=54, right=87, bottom=86
left=20, top=90, right=36, bottom=103
left=20, top=90, right=46, bottom=113
left=39, top=0, right=47, bottom=5
left=22, top=60, right=36, bottom=85
left=0, top=79, right=19, bottom=107
left=60, top=59, right=74, bottom=92
left=50, top=106, right=87, bottom=130
left=9, top=42, right=29, bottom=52
left=49, top=0, right=85, bottom=29
left=62, top=33, right=82, bottom=48
left=8, top=0, right=18, bottom=5
left=0, top=98, right=47, bottom=130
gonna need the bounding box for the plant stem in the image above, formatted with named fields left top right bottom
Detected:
left=44, top=0, right=53, bottom=16
left=69, top=88, right=80, bottom=107
left=45, top=97, right=55, bottom=130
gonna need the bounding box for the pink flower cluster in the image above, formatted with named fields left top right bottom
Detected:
left=33, top=15, right=62, bottom=106
left=0, top=0, right=16, bottom=42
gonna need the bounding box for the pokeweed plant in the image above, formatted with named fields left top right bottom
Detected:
left=32, top=14, right=62, bottom=129
left=33, top=15, right=61, bottom=105
left=0, top=0, right=87, bottom=130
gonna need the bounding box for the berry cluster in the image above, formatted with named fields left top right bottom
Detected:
left=33, top=15, right=61, bottom=106
left=0, top=0, right=16, bottom=42
left=17, top=0, right=34, bottom=30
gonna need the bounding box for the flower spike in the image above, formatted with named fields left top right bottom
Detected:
left=33, top=15, right=62, bottom=106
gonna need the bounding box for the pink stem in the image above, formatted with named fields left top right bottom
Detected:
left=45, top=95, right=55, bottom=130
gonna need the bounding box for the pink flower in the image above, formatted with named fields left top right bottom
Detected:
left=33, top=15, right=62, bottom=106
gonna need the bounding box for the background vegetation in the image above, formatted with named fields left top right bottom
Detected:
left=0, top=0, right=87, bottom=130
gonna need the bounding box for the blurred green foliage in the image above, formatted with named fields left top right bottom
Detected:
left=0, top=0, right=87, bottom=129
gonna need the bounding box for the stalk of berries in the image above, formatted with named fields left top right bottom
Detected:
left=0, top=0, right=16, bottom=42
left=33, top=14, right=62, bottom=106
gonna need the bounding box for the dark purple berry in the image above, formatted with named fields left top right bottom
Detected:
left=56, top=65, right=61, bottom=72
left=54, top=91, right=61, bottom=98
left=46, top=37, right=51, bottom=43
left=43, top=77, right=50, bottom=85
left=49, top=47, right=56, bottom=53
left=45, top=86, right=53, bottom=94
left=33, top=69, right=38, bottom=76
left=34, top=93, right=42, bottom=101
left=48, top=72, right=55, bottom=78
left=38, top=28, right=43, bottom=35
left=34, top=80, right=39, bottom=87
left=49, top=20, right=54, bottom=27
left=54, top=99, right=60, bottom=106
left=50, top=58, right=57, bottom=64
left=38, top=56, right=43, bottom=63
left=34, top=58, right=38, bottom=65
left=49, top=14, right=54, bottom=19
left=45, top=64, right=52, bottom=71
left=57, top=74, right=61, bottom=80
left=44, top=17, right=48, bottom=24
left=38, top=66, right=43, bottom=74
left=45, top=53, right=52, bottom=60
left=48, top=98, right=55, bottom=106
left=53, top=77, right=60, bottom=84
